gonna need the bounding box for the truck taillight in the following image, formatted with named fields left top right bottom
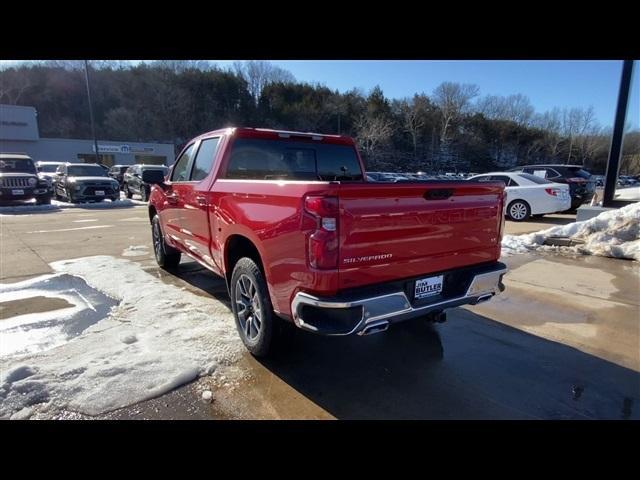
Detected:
left=304, top=195, right=339, bottom=269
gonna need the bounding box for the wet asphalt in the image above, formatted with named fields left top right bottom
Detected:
left=1, top=205, right=638, bottom=420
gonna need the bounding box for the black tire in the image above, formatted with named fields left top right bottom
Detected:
left=36, top=196, right=52, bottom=205
left=507, top=199, right=531, bottom=222
left=151, top=215, right=181, bottom=269
left=140, top=187, right=147, bottom=202
left=230, top=257, right=281, bottom=358
left=125, top=185, right=133, bottom=199
left=66, top=189, right=76, bottom=203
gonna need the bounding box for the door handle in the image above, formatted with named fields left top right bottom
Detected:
left=166, top=192, right=178, bottom=204
left=196, top=195, right=207, bottom=206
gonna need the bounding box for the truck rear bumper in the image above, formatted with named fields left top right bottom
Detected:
left=291, top=262, right=507, bottom=336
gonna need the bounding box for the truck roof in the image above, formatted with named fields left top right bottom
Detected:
left=194, top=127, right=355, bottom=146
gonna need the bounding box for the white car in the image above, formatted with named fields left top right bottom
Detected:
left=468, top=172, right=571, bottom=221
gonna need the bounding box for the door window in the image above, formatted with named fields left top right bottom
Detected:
left=190, top=137, right=221, bottom=181
left=170, top=144, right=196, bottom=182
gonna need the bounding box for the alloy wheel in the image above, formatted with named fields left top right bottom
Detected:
left=235, top=274, right=262, bottom=341
left=510, top=202, right=528, bottom=220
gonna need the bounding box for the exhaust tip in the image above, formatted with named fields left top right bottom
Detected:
left=476, top=293, right=494, bottom=304
left=359, top=320, right=390, bottom=336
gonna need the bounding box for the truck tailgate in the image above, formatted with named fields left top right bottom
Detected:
left=337, top=182, right=504, bottom=290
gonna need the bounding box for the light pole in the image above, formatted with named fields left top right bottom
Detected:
left=603, top=60, right=634, bottom=208
left=83, top=60, right=100, bottom=164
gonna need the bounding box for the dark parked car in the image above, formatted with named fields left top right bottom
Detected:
left=53, top=163, right=120, bottom=203
left=509, top=164, right=595, bottom=210
left=0, top=153, right=52, bottom=205
left=123, top=164, right=168, bottom=201
left=108, top=165, right=131, bottom=189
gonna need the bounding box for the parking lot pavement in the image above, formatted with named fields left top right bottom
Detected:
left=0, top=205, right=154, bottom=282
left=1, top=207, right=638, bottom=419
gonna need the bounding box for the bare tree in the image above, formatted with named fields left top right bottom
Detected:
left=534, top=108, right=563, bottom=159
left=233, top=61, right=295, bottom=105
left=399, top=96, right=427, bottom=159
left=562, top=106, right=597, bottom=164
left=355, top=114, right=394, bottom=161
left=0, top=69, right=32, bottom=104
left=476, top=93, right=534, bottom=126
left=432, top=82, right=479, bottom=143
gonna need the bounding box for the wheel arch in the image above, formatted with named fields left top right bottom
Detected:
left=224, top=234, right=267, bottom=289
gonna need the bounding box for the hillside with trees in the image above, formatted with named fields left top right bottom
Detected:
left=1, top=60, right=638, bottom=174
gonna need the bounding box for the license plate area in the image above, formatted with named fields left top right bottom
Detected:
left=95, top=190, right=105, bottom=196
left=11, top=189, right=24, bottom=195
left=414, top=275, right=444, bottom=301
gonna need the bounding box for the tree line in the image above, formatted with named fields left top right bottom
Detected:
left=1, top=60, right=638, bottom=174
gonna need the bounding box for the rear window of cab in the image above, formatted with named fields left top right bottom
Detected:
left=224, top=138, right=363, bottom=181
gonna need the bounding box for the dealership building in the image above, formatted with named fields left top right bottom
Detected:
left=0, top=104, right=175, bottom=167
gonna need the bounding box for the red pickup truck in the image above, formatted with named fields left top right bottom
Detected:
left=146, top=128, right=507, bottom=356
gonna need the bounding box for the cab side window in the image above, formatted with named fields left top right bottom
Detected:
left=190, top=137, right=220, bottom=181
left=170, top=144, right=196, bottom=182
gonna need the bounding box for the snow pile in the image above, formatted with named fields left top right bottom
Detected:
left=502, top=202, right=640, bottom=261
left=0, top=256, right=243, bottom=419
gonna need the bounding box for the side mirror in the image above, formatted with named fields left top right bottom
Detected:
left=142, top=169, right=166, bottom=186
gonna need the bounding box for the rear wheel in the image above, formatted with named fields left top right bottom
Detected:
left=507, top=200, right=531, bottom=222
left=231, top=257, right=286, bottom=358
left=151, top=215, right=181, bottom=269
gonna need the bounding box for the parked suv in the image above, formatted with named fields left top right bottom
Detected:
left=53, top=163, right=120, bottom=203
left=0, top=153, right=52, bottom=205
left=123, top=164, right=168, bottom=201
left=146, top=127, right=507, bottom=357
left=509, top=164, right=595, bottom=210
left=108, top=165, right=131, bottom=190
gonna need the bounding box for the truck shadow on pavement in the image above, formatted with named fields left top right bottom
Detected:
left=258, top=309, right=639, bottom=420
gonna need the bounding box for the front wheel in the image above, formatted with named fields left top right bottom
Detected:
left=140, top=187, right=147, bottom=202
left=230, top=257, right=282, bottom=358
left=507, top=200, right=531, bottom=222
left=125, top=185, right=133, bottom=199
left=152, top=215, right=181, bottom=269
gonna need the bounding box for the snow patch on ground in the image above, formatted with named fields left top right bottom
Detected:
left=122, top=245, right=150, bottom=257
left=0, top=256, right=243, bottom=419
left=502, top=202, right=640, bottom=261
